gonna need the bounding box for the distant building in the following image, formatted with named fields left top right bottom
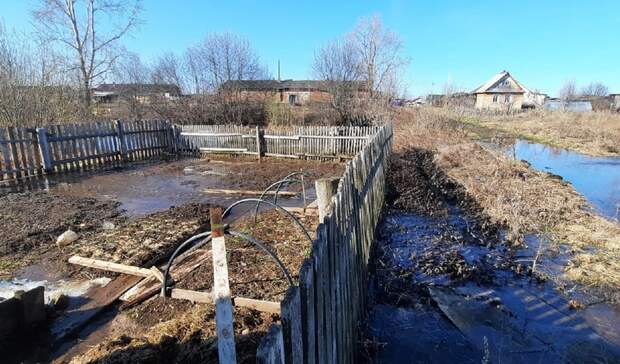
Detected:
left=473, top=71, right=544, bottom=110
left=92, top=83, right=181, bottom=104
left=219, top=79, right=366, bottom=106
left=425, top=93, right=475, bottom=108
left=610, top=94, right=620, bottom=111
left=543, top=99, right=593, bottom=112
left=391, top=97, right=425, bottom=108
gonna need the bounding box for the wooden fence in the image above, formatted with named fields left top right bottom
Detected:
left=179, top=125, right=380, bottom=159
left=256, top=123, right=393, bottom=363
left=0, top=120, right=178, bottom=182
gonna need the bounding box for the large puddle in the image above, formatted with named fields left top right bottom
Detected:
left=363, top=208, right=620, bottom=363
left=508, top=140, right=620, bottom=220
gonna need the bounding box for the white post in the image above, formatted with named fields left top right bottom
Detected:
left=210, top=208, right=237, bottom=364
left=315, top=177, right=340, bottom=222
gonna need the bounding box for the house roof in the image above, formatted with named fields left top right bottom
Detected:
left=473, top=71, right=530, bottom=94
left=92, top=83, right=181, bottom=96
left=221, top=79, right=365, bottom=92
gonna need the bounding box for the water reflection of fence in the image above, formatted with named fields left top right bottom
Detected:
left=0, top=120, right=177, bottom=182
left=256, top=123, right=393, bottom=363
left=180, top=125, right=380, bottom=160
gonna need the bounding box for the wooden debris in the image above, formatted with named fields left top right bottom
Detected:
left=120, top=247, right=212, bottom=307
left=202, top=188, right=297, bottom=196
left=68, top=256, right=160, bottom=280
left=51, top=274, right=142, bottom=342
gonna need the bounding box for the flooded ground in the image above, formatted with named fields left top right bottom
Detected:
left=0, top=156, right=338, bottom=218
left=363, top=208, right=620, bottom=363
left=0, top=156, right=342, bottom=363
left=507, top=140, right=620, bottom=220
left=362, top=148, right=620, bottom=363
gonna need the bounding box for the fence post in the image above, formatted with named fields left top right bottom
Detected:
left=36, top=127, right=53, bottom=172
left=256, top=126, right=263, bottom=161
left=315, top=177, right=340, bottom=222
left=115, top=120, right=129, bottom=162
left=210, top=207, right=237, bottom=364
left=257, top=325, right=285, bottom=364
left=167, top=121, right=179, bottom=156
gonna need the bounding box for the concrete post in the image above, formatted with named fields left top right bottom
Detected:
left=315, top=177, right=340, bottom=222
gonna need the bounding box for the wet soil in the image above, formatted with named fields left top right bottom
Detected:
left=362, top=149, right=620, bottom=363
left=0, top=191, right=125, bottom=279
left=0, top=156, right=338, bottom=363
left=0, top=156, right=342, bottom=279
left=55, top=209, right=315, bottom=363
left=46, top=156, right=342, bottom=217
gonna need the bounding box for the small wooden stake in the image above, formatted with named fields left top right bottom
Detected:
left=210, top=207, right=237, bottom=364
left=255, top=126, right=262, bottom=162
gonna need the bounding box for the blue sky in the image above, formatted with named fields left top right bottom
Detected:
left=1, top=0, right=619, bottom=96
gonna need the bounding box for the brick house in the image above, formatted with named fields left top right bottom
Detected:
left=220, top=80, right=364, bottom=106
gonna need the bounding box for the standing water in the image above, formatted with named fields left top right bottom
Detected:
left=509, top=140, right=620, bottom=220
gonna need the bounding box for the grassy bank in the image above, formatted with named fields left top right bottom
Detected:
left=393, top=108, right=620, bottom=300
left=435, top=108, right=620, bottom=156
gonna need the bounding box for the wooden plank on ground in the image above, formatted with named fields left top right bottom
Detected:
left=211, top=207, right=237, bottom=364
left=51, top=274, right=142, bottom=342
left=120, top=247, right=212, bottom=306
left=203, top=188, right=297, bottom=196
left=68, top=256, right=156, bottom=279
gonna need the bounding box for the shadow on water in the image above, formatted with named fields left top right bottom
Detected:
left=362, top=149, right=620, bottom=364
left=506, top=140, right=620, bottom=220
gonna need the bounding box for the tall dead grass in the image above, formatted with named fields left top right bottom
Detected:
left=452, top=108, right=620, bottom=156
left=394, top=108, right=620, bottom=297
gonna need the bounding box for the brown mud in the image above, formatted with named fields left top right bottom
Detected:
left=57, top=209, right=315, bottom=364
left=0, top=156, right=339, bottom=363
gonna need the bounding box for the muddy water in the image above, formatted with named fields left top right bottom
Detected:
left=45, top=159, right=315, bottom=218
left=508, top=140, right=620, bottom=220
left=363, top=208, right=620, bottom=363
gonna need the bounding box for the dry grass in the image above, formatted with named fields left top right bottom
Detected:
left=393, top=108, right=620, bottom=295
left=447, top=108, right=620, bottom=156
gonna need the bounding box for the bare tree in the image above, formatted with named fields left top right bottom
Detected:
left=350, top=15, right=409, bottom=98
left=559, top=79, right=577, bottom=101
left=110, top=52, right=151, bottom=119
left=184, top=32, right=269, bottom=94
left=580, top=82, right=609, bottom=97
left=0, top=22, right=80, bottom=126
left=313, top=38, right=363, bottom=123
left=151, top=52, right=185, bottom=91
left=32, top=0, right=142, bottom=113
left=313, top=15, right=409, bottom=124
left=180, top=33, right=269, bottom=124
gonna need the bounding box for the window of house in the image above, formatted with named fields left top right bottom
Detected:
left=493, top=95, right=498, bottom=103
left=288, top=94, right=297, bottom=105
left=505, top=95, right=511, bottom=103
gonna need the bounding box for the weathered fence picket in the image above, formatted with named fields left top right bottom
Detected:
left=256, top=123, right=393, bottom=363
left=179, top=125, right=379, bottom=160
left=0, top=120, right=177, bottom=183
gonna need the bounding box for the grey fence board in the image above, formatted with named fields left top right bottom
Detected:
left=179, top=125, right=380, bottom=160
left=0, top=120, right=177, bottom=182
left=256, top=123, right=393, bottom=363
